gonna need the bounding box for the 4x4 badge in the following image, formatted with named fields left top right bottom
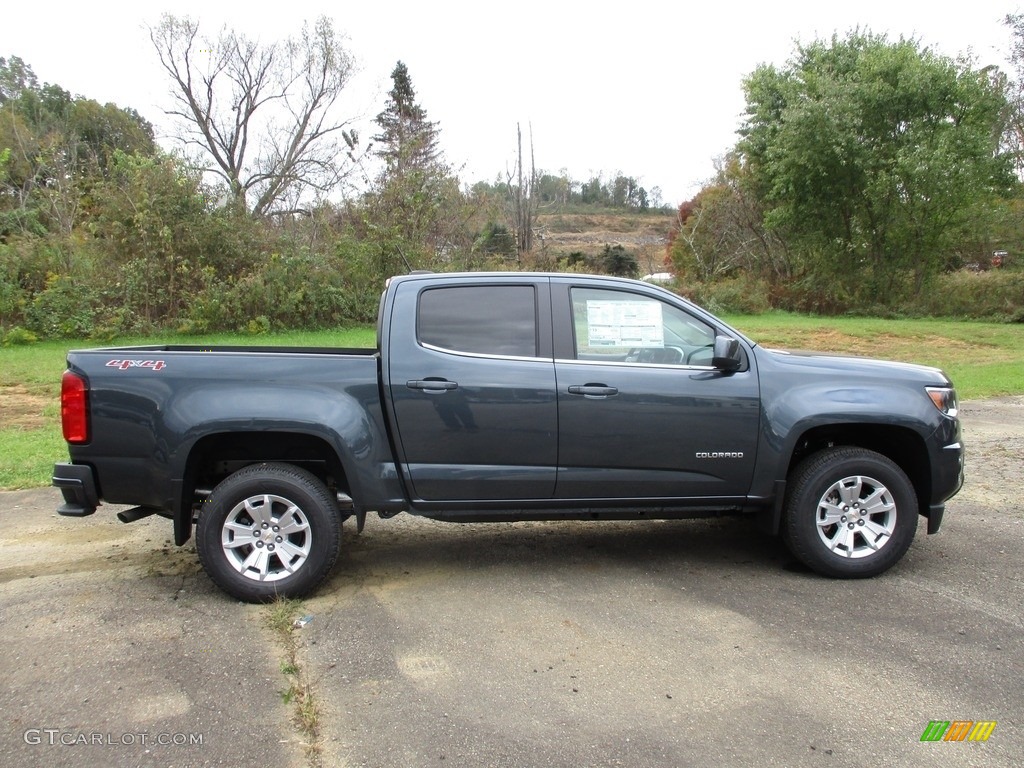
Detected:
left=105, top=359, right=167, bottom=371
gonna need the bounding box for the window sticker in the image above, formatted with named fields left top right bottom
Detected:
left=586, top=300, right=664, bottom=347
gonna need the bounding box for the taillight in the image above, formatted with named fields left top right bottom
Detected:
left=61, top=371, right=90, bottom=444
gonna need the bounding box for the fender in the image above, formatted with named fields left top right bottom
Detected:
left=164, top=381, right=405, bottom=510
left=747, top=347, right=952, bottom=508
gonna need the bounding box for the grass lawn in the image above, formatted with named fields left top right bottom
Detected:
left=724, top=313, right=1024, bottom=400
left=0, top=328, right=377, bottom=490
left=3, top=317, right=1022, bottom=490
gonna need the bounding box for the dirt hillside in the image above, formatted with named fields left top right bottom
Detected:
left=534, top=210, right=676, bottom=274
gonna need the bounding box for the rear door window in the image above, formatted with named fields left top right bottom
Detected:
left=418, top=285, right=539, bottom=358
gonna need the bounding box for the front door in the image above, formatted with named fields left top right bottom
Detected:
left=553, top=282, right=760, bottom=501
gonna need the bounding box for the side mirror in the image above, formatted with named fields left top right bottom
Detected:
left=712, top=335, right=742, bottom=372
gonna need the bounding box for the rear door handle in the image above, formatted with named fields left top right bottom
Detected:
left=567, top=384, right=618, bottom=397
left=407, top=379, right=458, bottom=393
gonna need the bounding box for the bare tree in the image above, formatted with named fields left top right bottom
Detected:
left=149, top=14, right=359, bottom=216
left=505, top=123, right=539, bottom=258
left=999, top=14, right=1024, bottom=180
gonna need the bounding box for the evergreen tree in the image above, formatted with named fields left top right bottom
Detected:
left=373, top=61, right=441, bottom=176
left=364, top=61, right=468, bottom=276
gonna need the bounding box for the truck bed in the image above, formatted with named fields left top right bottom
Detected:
left=89, top=344, right=377, bottom=356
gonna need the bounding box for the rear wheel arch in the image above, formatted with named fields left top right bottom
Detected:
left=175, top=431, right=352, bottom=544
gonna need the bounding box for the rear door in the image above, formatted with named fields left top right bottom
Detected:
left=385, top=277, right=558, bottom=502
left=552, top=279, right=760, bottom=501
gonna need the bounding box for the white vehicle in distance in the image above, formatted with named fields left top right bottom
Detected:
left=641, top=272, right=674, bottom=284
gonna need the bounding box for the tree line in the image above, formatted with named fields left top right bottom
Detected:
left=471, top=172, right=662, bottom=211
left=0, top=15, right=663, bottom=343
left=4, top=17, right=1024, bottom=344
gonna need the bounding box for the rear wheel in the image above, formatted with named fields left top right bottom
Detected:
left=782, top=447, right=918, bottom=578
left=196, top=463, right=341, bottom=602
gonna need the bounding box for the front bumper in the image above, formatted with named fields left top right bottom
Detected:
left=53, top=462, right=99, bottom=517
left=925, top=438, right=965, bottom=535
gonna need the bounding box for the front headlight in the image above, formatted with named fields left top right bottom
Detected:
left=926, top=386, right=958, bottom=417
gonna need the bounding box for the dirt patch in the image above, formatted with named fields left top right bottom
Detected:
left=796, top=330, right=975, bottom=357
left=537, top=211, right=675, bottom=257
left=0, top=508, right=201, bottom=586
left=0, top=384, right=49, bottom=430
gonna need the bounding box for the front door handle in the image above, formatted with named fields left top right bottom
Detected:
left=567, top=384, right=618, bottom=397
left=407, top=379, right=458, bottom=393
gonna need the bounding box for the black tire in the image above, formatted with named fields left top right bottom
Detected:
left=196, top=463, right=341, bottom=602
left=782, top=447, right=918, bottom=578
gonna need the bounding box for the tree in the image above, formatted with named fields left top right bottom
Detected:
left=610, top=174, right=648, bottom=209
left=363, top=62, right=465, bottom=275
left=1001, top=14, right=1024, bottom=179
left=536, top=173, right=571, bottom=205
left=68, top=100, right=155, bottom=173
left=149, top=14, right=359, bottom=216
left=672, top=189, right=744, bottom=281
left=579, top=175, right=607, bottom=205
left=0, top=58, right=155, bottom=237
left=600, top=244, right=638, bottom=277
left=669, top=154, right=791, bottom=282
left=87, top=151, right=212, bottom=326
left=740, top=31, right=1013, bottom=296
left=0, top=56, right=38, bottom=104
left=505, top=122, right=539, bottom=257
left=474, top=222, right=516, bottom=258
left=372, top=61, right=440, bottom=176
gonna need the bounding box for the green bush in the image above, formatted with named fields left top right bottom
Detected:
left=474, top=222, right=516, bottom=258
left=211, top=250, right=354, bottom=331
left=25, top=274, right=100, bottom=338
left=687, top=275, right=772, bottom=315
left=0, top=272, right=26, bottom=326
left=243, top=315, right=272, bottom=335
left=0, top=236, right=67, bottom=330
left=2, top=326, right=38, bottom=346
left=909, top=269, right=1024, bottom=321
left=601, top=244, right=639, bottom=277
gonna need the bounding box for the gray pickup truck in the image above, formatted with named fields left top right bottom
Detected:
left=53, top=272, right=964, bottom=601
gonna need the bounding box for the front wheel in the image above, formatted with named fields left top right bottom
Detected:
left=782, top=448, right=918, bottom=578
left=196, top=463, right=342, bottom=602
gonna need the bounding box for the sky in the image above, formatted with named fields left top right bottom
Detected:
left=1, top=0, right=1017, bottom=205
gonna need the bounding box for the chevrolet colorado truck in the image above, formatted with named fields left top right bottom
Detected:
left=53, top=272, right=964, bottom=601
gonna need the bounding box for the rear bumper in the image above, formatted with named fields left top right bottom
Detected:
left=53, top=462, right=99, bottom=516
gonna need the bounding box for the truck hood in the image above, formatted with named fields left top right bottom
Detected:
left=757, top=346, right=952, bottom=386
